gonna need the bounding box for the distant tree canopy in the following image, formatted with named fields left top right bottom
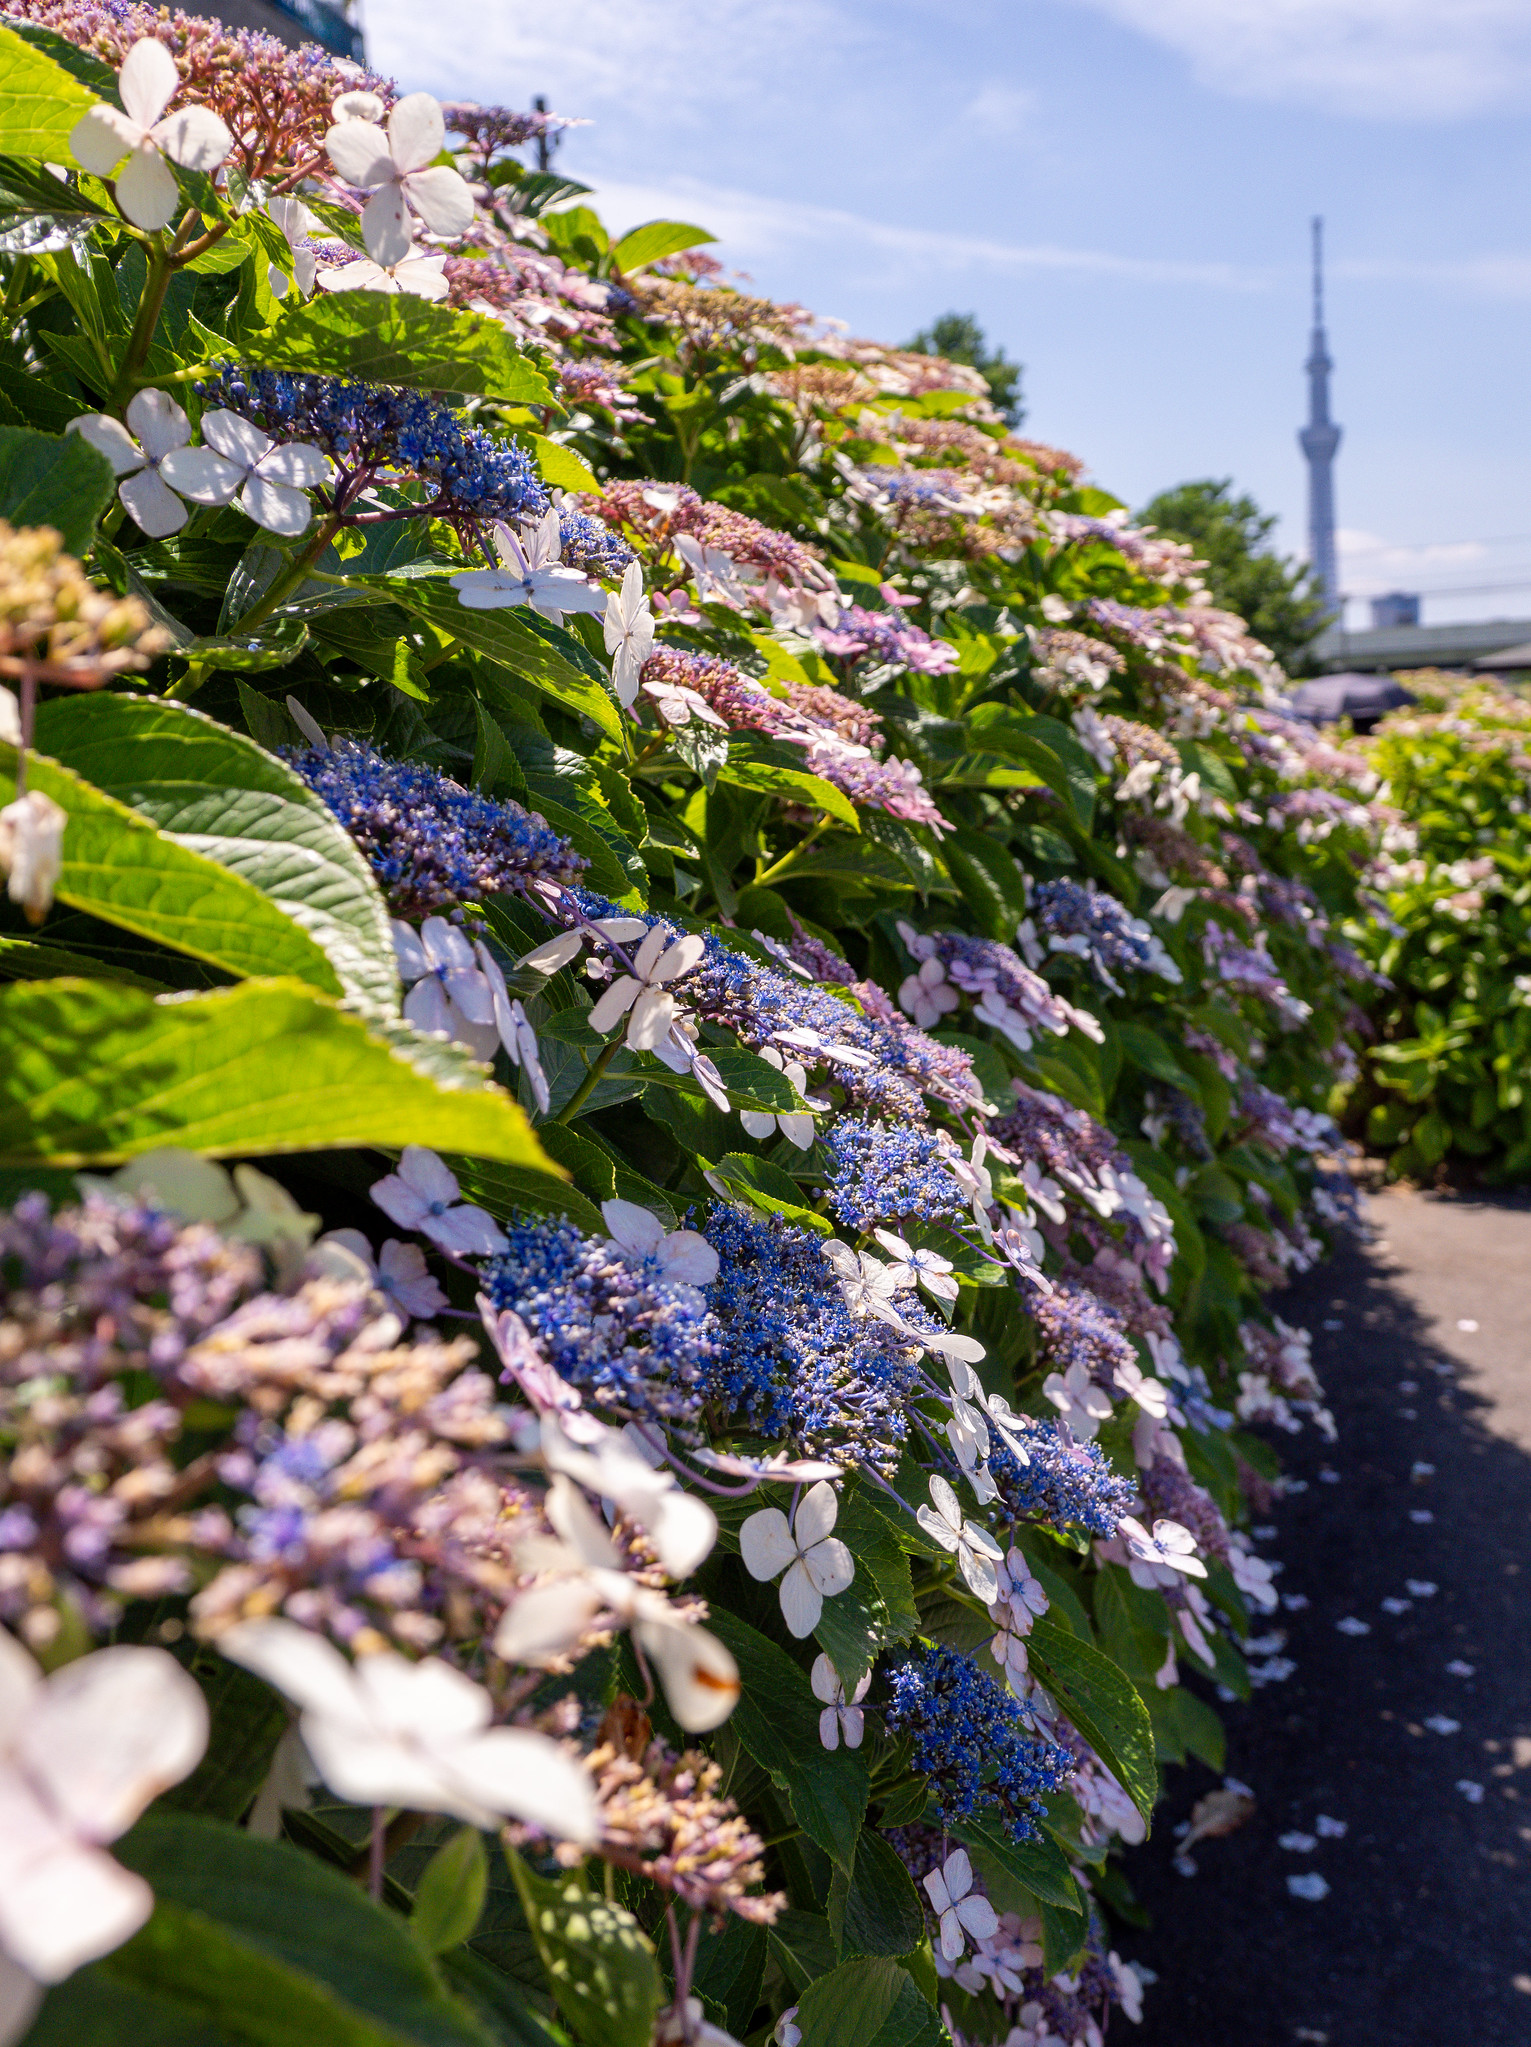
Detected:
left=1138, top=477, right=1331, bottom=673
left=907, top=311, right=1024, bottom=426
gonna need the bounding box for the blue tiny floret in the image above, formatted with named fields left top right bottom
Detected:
left=885, top=1644, right=1076, bottom=1842
left=286, top=741, right=586, bottom=918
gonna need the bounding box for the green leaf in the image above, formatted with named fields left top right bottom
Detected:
left=237, top=294, right=554, bottom=403
left=413, top=1831, right=489, bottom=1956
left=832, top=1831, right=926, bottom=1959
left=0, top=931, right=163, bottom=988
left=527, top=433, right=598, bottom=494
left=2, top=744, right=345, bottom=994
left=952, top=1813, right=1082, bottom=1912
left=0, top=22, right=100, bottom=162
left=0, top=977, right=555, bottom=1169
left=610, top=219, right=716, bottom=273
left=27, top=1811, right=496, bottom=2047
left=1117, top=1021, right=1195, bottom=1091
left=184, top=617, right=311, bottom=671
left=386, top=580, right=623, bottom=741
left=940, top=825, right=1029, bottom=940
left=158, top=1655, right=287, bottom=1824
left=718, top=749, right=860, bottom=829
left=0, top=421, right=114, bottom=552
left=502, top=1849, right=660, bottom=2047
left=1026, top=1612, right=1157, bottom=1824
left=795, top=1959, right=939, bottom=2047
left=700, top=1148, right=830, bottom=1234
left=766, top=1909, right=839, bottom=1996
left=705, top=1609, right=869, bottom=1864
left=36, top=695, right=400, bottom=1016
left=446, top=1153, right=605, bottom=1236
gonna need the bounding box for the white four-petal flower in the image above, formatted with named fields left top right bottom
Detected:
left=219, top=1617, right=598, bottom=1840
left=68, top=389, right=200, bottom=538
left=872, top=1229, right=960, bottom=1302
left=917, top=1474, right=1003, bottom=1602
left=324, top=92, right=475, bottom=267
left=318, top=246, right=448, bottom=301
left=69, top=38, right=231, bottom=232
left=603, top=560, right=655, bottom=708
left=600, top=1197, right=719, bottom=1287
left=162, top=410, right=331, bottom=537
left=370, top=1145, right=508, bottom=1257
left=739, top=1045, right=818, bottom=1150
left=922, top=1848, right=998, bottom=1963
left=0, top=1631, right=207, bottom=2011
left=0, top=790, right=66, bottom=926
left=586, top=924, right=706, bottom=1052
left=810, top=1653, right=870, bottom=1751
left=449, top=512, right=608, bottom=626
left=739, top=1481, right=855, bottom=1637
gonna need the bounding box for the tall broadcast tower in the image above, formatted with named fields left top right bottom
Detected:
left=1298, top=216, right=1342, bottom=617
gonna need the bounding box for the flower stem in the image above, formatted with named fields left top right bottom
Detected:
left=111, top=238, right=176, bottom=412
left=753, top=817, right=830, bottom=889
left=227, top=514, right=344, bottom=636
left=553, top=1034, right=621, bottom=1124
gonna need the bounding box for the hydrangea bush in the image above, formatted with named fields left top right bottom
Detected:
left=0, top=12, right=1392, bottom=2045
left=1338, top=671, right=1531, bottom=1181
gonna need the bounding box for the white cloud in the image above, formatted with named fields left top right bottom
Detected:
left=362, top=0, right=855, bottom=119
left=1071, top=0, right=1531, bottom=119
left=964, top=83, right=1040, bottom=137
left=588, top=173, right=1273, bottom=293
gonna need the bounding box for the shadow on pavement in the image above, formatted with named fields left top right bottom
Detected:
left=1119, top=1189, right=1531, bottom=2047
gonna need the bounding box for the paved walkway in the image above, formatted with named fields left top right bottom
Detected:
left=1121, top=1187, right=1531, bottom=2047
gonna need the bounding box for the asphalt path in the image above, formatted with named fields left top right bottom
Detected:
left=1119, top=1186, right=1531, bottom=2047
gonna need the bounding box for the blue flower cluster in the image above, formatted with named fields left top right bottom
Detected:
left=556, top=506, right=637, bottom=577
left=704, top=1204, right=917, bottom=1472
left=199, top=368, right=551, bottom=527
left=1031, top=878, right=1181, bottom=995
left=480, top=1216, right=717, bottom=1423
left=1032, top=1280, right=1139, bottom=1390
left=287, top=741, right=586, bottom=918
left=885, top=1644, right=1076, bottom=1842
left=986, top=1419, right=1136, bottom=1537
left=856, top=466, right=971, bottom=509
left=822, top=1118, right=967, bottom=1233
left=566, top=890, right=958, bottom=1124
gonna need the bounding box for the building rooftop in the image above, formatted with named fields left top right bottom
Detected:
left=1312, top=617, right=1531, bottom=673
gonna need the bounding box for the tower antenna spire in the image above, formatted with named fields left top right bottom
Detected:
left=1298, top=215, right=1341, bottom=619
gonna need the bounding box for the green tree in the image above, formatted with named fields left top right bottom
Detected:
left=906, top=311, right=1025, bottom=426
left=1137, top=477, right=1330, bottom=672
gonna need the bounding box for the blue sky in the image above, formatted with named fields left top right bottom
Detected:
left=367, top=0, right=1531, bottom=628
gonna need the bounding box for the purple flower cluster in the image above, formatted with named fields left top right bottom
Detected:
left=287, top=741, right=586, bottom=918
left=1031, top=1280, right=1138, bottom=1389
left=704, top=1204, right=918, bottom=1471
left=480, top=1216, right=718, bottom=1424
left=821, top=1119, right=967, bottom=1232
left=1202, top=924, right=1312, bottom=1028
left=884, top=1644, right=1076, bottom=1842
left=986, top=1423, right=1136, bottom=1538
left=815, top=604, right=958, bottom=675
left=1029, top=878, right=1181, bottom=996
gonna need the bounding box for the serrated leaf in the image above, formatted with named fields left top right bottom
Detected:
left=831, top=1831, right=926, bottom=1959
left=705, top=1610, right=868, bottom=1864
left=503, top=1849, right=660, bottom=2047
left=718, top=749, right=860, bottom=829
left=0, top=22, right=100, bottom=162
left=610, top=219, right=716, bottom=273
left=0, top=420, right=114, bottom=552
left=0, top=977, right=554, bottom=1168
left=2, top=743, right=345, bottom=994
left=36, top=695, right=399, bottom=1015
left=527, top=433, right=598, bottom=493
left=1026, top=1611, right=1157, bottom=1824
left=795, top=1959, right=939, bottom=2047
left=235, top=293, right=553, bottom=403
left=384, top=578, right=623, bottom=741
